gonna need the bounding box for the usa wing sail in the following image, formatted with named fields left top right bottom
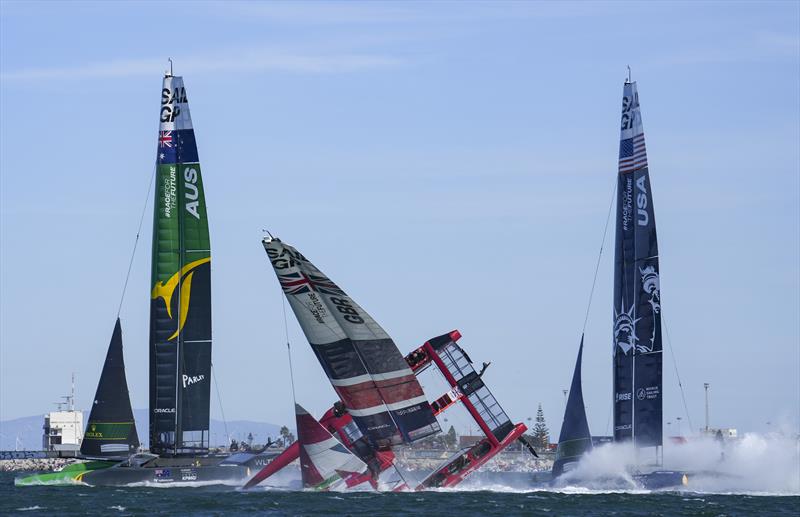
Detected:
left=263, top=237, right=440, bottom=448
left=552, top=336, right=592, bottom=477
left=149, top=74, right=212, bottom=456
left=80, top=319, right=140, bottom=458
left=612, top=80, right=662, bottom=447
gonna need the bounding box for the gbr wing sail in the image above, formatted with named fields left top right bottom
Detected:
left=263, top=237, right=440, bottom=448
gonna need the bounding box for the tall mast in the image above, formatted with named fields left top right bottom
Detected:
left=704, top=383, right=710, bottom=432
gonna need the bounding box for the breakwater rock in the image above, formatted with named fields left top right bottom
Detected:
left=0, top=458, right=81, bottom=472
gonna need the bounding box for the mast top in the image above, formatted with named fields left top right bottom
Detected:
left=165, top=58, right=173, bottom=78
left=626, top=65, right=632, bottom=84
left=262, top=229, right=276, bottom=243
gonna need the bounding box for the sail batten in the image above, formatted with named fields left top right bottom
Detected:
left=612, top=80, right=663, bottom=448
left=149, top=75, right=212, bottom=456
left=263, top=238, right=440, bottom=448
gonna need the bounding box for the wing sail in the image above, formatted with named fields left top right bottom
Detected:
left=149, top=74, right=212, bottom=456
left=613, top=80, right=662, bottom=448
left=263, top=237, right=439, bottom=448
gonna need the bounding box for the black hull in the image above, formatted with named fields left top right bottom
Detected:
left=80, top=451, right=279, bottom=487
left=82, top=463, right=250, bottom=486
left=547, top=469, right=688, bottom=490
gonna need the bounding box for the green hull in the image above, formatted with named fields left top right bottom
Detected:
left=14, top=461, right=116, bottom=486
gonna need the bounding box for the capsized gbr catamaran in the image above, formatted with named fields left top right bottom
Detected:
left=244, top=236, right=532, bottom=490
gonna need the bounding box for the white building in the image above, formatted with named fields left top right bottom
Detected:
left=42, top=410, right=84, bottom=451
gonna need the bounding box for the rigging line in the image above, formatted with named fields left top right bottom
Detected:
left=662, top=311, right=694, bottom=432
left=116, top=163, right=157, bottom=319
left=211, top=362, right=230, bottom=444
left=282, top=294, right=297, bottom=405
left=391, top=460, right=412, bottom=490
left=581, top=179, right=617, bottom=335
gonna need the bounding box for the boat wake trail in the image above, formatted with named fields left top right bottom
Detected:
left=553, top=433, right=800, bottom=495
left=434, top=432, right=798, bottom=496
left=664, top=432, right=800, bottom=495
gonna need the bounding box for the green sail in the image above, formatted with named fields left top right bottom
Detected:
left=149, top=74, right=211, bottom=456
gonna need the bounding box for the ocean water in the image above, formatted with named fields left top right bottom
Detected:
left=2, top=472, right=798, bottom=517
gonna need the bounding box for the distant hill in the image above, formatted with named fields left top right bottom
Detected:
left=0, top=409, right=284, bottom=451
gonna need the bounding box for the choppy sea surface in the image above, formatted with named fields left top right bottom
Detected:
left=3, top=472, right=798, bottom=517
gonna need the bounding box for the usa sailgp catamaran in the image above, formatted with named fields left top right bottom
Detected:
left=18, top=68, right=273, bottom=487
left=244, top=236, right=533, bottom=490
left=552, top=76, right=686, bottom=488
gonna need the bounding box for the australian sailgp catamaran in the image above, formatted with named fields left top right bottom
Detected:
left=18, top=69, right=272, bottom=486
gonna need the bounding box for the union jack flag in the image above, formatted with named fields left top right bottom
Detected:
left=158, top=131, right=173, bottom=148
left=278, top=272, right=345, bottom=296
left=619, top=133, right=647, bottom=173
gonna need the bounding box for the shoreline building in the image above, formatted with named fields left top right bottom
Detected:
left=42, top=375, right=83, bottom=452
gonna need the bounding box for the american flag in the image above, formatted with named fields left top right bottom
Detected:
left=158, top=130, right=173, bottom=148
left=618, top=133, right=647, bottom=173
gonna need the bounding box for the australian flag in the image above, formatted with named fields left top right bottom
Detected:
left=157, top=129, right=198, bottom=165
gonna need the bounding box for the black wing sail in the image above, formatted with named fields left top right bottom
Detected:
left=552, top=336, right=592, bottom=477
left=81, top=318, right=140, bottom=458
left=612, top=80, right=663, bottom=448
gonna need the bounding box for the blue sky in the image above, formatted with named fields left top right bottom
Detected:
left=1, top=1, right=798, bottom=441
